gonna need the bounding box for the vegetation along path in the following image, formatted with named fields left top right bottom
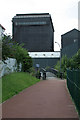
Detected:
left=2, top=78, right=79, bottom=119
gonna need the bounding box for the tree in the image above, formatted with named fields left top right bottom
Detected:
left=2, top=35, right=13, bottom=60
left=2, top=35, right=33, bottom=72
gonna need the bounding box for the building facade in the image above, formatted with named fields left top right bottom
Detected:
left=12, top=13, right=54, bottom=52
left=61, top=28, right=80, bottom=58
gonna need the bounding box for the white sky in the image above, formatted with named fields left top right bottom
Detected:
left=0, top=0, right=79, bottom=51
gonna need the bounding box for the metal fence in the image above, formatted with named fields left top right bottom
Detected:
left=67, top=69, right=80, bottom=115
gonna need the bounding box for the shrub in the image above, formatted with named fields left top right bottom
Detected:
left=54, top=55, right=69, bottom=78
left=54, top=49, right=80, bottom=79
left=70, top=49, right=80, bottom=69
left=29, top=67, right=36, bottom=76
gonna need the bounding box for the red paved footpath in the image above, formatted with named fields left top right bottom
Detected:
left=2, top=78, right=79, bottom=118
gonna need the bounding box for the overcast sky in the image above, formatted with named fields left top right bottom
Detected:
left=0, top=0, right=79, bottom=50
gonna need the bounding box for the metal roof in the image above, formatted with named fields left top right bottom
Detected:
left=61, top=28, right=80, bottom=36
left=14, top=13, right=51, bottom=19
left=13, top=13, right=54, bottom=31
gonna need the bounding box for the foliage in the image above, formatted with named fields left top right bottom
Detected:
left=54, top=49, right=80, bottom=78
left=70, top=49, right=80, bottom=69
left=11, top=43, right=32, bottom=72
left=2, top=72, right=40, bottom=102
left=29, top=67, right=36, bottom=76
left=45, top=66, right=50, bottom=70
left=2, top=35, right=32, bottom=72
left=35, top=70, right=41, bottom=79
left=2, top=35, right=13, bottom=60
left=55, top=55, right=69, bottom=78
left=54, top=61, right=60, bottom=71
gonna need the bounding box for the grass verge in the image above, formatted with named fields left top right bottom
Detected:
left=2, top=72, right=40, bottom=102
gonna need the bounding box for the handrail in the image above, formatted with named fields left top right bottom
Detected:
left=46, top=68, right=63, bottom=79
left=40, top=68, right=46, bottom=72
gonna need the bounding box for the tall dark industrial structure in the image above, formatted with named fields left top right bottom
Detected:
left=12, top=13, right=60, bottom=68
left=12, top=13, right=54, bottom=52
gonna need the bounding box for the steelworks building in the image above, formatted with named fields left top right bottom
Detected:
left=12, top=13, right=60, bottom=68
left=61, top=28, right=80, bottom=58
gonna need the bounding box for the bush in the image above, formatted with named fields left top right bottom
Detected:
left=29, top=67, right=36, bottom=76
left=70, top=49, right=80, bottom=69
left=54, top=55, right=69, bottom=78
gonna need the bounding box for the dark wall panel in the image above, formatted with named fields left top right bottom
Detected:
left=12, top=14, right=54, bottom=52
left=61, top=29, right=80, bottom=58
left=61, top=29, right=79, bottom=49
left=32, top=58, right=59, bottom=68
left=62, top=42, right=78, bottom=58
left=13, top=25, right=53, bottom=52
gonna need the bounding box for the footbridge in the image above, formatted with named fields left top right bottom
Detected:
left=40, top=68, right=63, bottom=80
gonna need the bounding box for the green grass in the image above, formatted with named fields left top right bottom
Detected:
left=2, top=72, right=40, bottom=102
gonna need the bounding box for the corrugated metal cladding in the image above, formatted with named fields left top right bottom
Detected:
left=61, top=29, right=80, bottom=57
left=32, top=58, right=59, bottom=68
left=12, top=13, right=54, bottom=52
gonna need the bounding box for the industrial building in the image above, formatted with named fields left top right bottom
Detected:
left=61, top=28, right=80, bottom=58
left=12, top=13, right=54, bottom=52
left=12, top=13, right=60, bottom=68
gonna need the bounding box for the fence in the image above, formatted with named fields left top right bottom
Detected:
left=67, top=69, right=80, bottom=115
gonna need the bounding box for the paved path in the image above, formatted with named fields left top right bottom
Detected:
left=46, top=72, right=56, bottom=80
left=2, top=78, right=79, bottom=118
